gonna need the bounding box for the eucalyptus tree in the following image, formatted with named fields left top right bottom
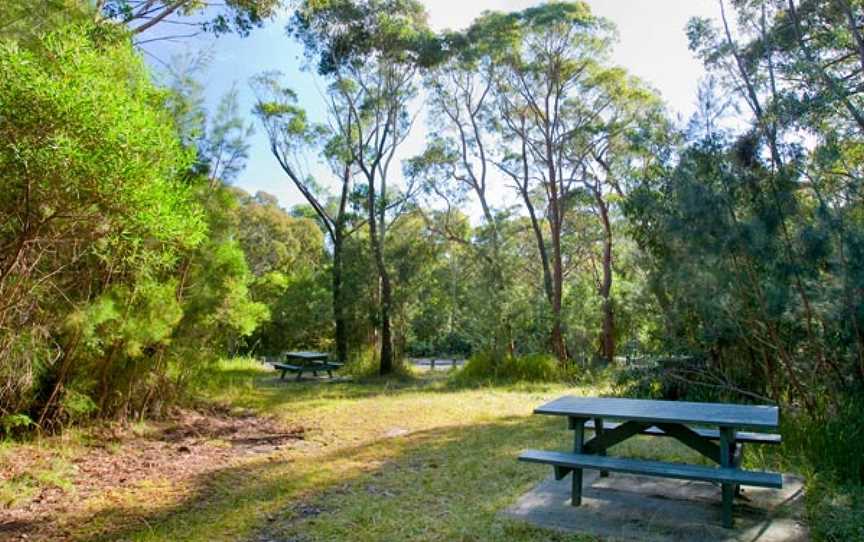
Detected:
left=484, top=2, right=619, bottom=361
left=568, top=72, right=666, bottom=363
left=252, top=74, right=359, bottom=365
left=289, top=0, right=439, bottom=374
left=97, top=0, right=281, bottom=40
left=409, top=26, right=515, bottom=359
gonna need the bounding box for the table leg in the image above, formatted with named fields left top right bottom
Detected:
left=733, top=442, right=744, bottom=498
left=594, top=417, right=609, bottom=477
left=570, top=416, right=586, bottom=506
left=719, top=427, right=737, bottom=528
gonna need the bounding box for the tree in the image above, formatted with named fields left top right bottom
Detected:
left=483, top=3, right=617, bottom=360
left=97, top=0, right=281, bottom=40
left=0, top=0, right=92, bottom=44
left=252, top=73, right=360, bottom=365
left=0, top=23, right=204, bottom=425
left=410, top=25, right=513, bottom=360
left=575, top=72, right=665, bottom=363
left=289, top=0, right=438, bottom=374
left=233, top=190, right=328, bottom=354
left=620, top=0, right=864, bottom=410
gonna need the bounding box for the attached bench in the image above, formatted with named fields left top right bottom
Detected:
left=525, top=396, right=783, bottom=528
left=272, top=361, right=343, bottom=381
left=519, top=449, right=782, bottom=489
left=584, top=420, right=781, bottom=445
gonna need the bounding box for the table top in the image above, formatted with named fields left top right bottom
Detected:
left=284, top=351, right=329, bottom=360
left=534, top=396, right=779, bottom=430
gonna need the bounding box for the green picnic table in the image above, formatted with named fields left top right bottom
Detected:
left=272, top=351, right=343, bottom=381
left=519, top=396, right=783, bottom=528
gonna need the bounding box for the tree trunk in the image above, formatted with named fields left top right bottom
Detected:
left=550, top=224, right=566, bottom=361
left=525, top=194, right=554, bottom=305
left=378, top=267, right=394, bottom=375
left=366, top=173, right=394, bottom=375
left=547, top=141, right=567, bottom=362
left=596, top=194, right=615, bottom=364
left=332, top=227, right=348, bottom=365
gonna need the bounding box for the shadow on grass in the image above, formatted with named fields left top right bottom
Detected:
left=69, top=414, right=571, bottom=542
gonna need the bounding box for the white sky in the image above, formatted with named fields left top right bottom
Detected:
left=147, top=0, right=721, bottom=211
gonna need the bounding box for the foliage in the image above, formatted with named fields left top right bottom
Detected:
left=3, top=14, right=864, bottom=540
left=0, top=22, right=204, bottom=426
left=458, top=351, right=561, bottom=383
left=620, top=0, right=864, bottom=414
left=0, top=413, right=33, bottom=436
left=99, top=0, right=282, bottom=37
left=0, top=1, right=93, bottom=45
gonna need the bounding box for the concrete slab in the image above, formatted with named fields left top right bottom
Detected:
left=503, top=471, right=808, bottom=541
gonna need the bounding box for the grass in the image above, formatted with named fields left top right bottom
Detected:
left=0, top=437, right=79, bottom=508
left=3, top=358, right=859, bottom=541
left=66, top=360, right=707, bottom=541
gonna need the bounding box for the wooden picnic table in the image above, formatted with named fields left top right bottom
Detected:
left=519, top=396, right=783, bottom=528
left=272, top=351, right=343, bottom=381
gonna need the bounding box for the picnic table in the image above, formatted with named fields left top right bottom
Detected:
left=272, top=351, right=343, bottom=381
left=519, top=396, right=783, bottom=528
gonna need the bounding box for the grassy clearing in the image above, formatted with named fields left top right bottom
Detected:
left=5, top=358, right=858, bottom=540
left=59, top=360, right=709, bottom=541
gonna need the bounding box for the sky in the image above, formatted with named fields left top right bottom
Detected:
left=145, top=0, right=720, bottom=211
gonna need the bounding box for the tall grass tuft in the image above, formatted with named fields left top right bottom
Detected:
left=456, top=351, right=561, bottom=383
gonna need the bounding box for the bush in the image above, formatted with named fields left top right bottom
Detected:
left=457, top=351, right=561, bottom=383
left=405, top=332, right=472, bottom=359
left=806, top=481, right=864, bottom=541
left=457, top=350, right=498, bottom=381
left=339, top=345, right=411, bottom=379
left=0, top=414, right=32, bottom=437
left=340, top=345, right=380, bottom=378
left=0, top=23, right=204, bottom=427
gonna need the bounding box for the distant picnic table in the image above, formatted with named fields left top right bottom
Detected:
left=272, top=351, right=343, bottom=381
left=519, top=396, right=783, bottom=528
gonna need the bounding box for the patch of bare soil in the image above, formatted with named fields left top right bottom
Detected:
left=0, top=406, right=305, bottom=541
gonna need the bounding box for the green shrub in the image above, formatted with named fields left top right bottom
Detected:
left=779, top=395, right=864, bottom=487
left=0, top=414, right=32, bottom=437
left=60, top=389, right=98, bottom=424
left=457, top=350, right=499, bottom=381
left=340, top=345, right=380, bottom=378
left=339, top=345, right=411, bottom=379
left=806, top=481, right=864, bottom=541
left=457, top=351, right=561, bottom=383
left=501, top=353, right=560, bottom=382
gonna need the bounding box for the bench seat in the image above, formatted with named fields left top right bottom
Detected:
left=584, top=420, right=780, bottom=445
left=272, top=361, right=340, bottom=380
left=272, top=363, right=302, bottom=372
left=519, top=449, right=783, bottom=488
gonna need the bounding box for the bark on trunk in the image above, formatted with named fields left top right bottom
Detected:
left=332, top=228, right=348, bottom=365
left=596, top=194, right=615, bottom=364
left=547, top=142, right=567, bottom=362
left=332, top=166, right=351, bottom=365
left=367, top=176, right=394, bottom=375
left=378, top=266, right=394, bottom=375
